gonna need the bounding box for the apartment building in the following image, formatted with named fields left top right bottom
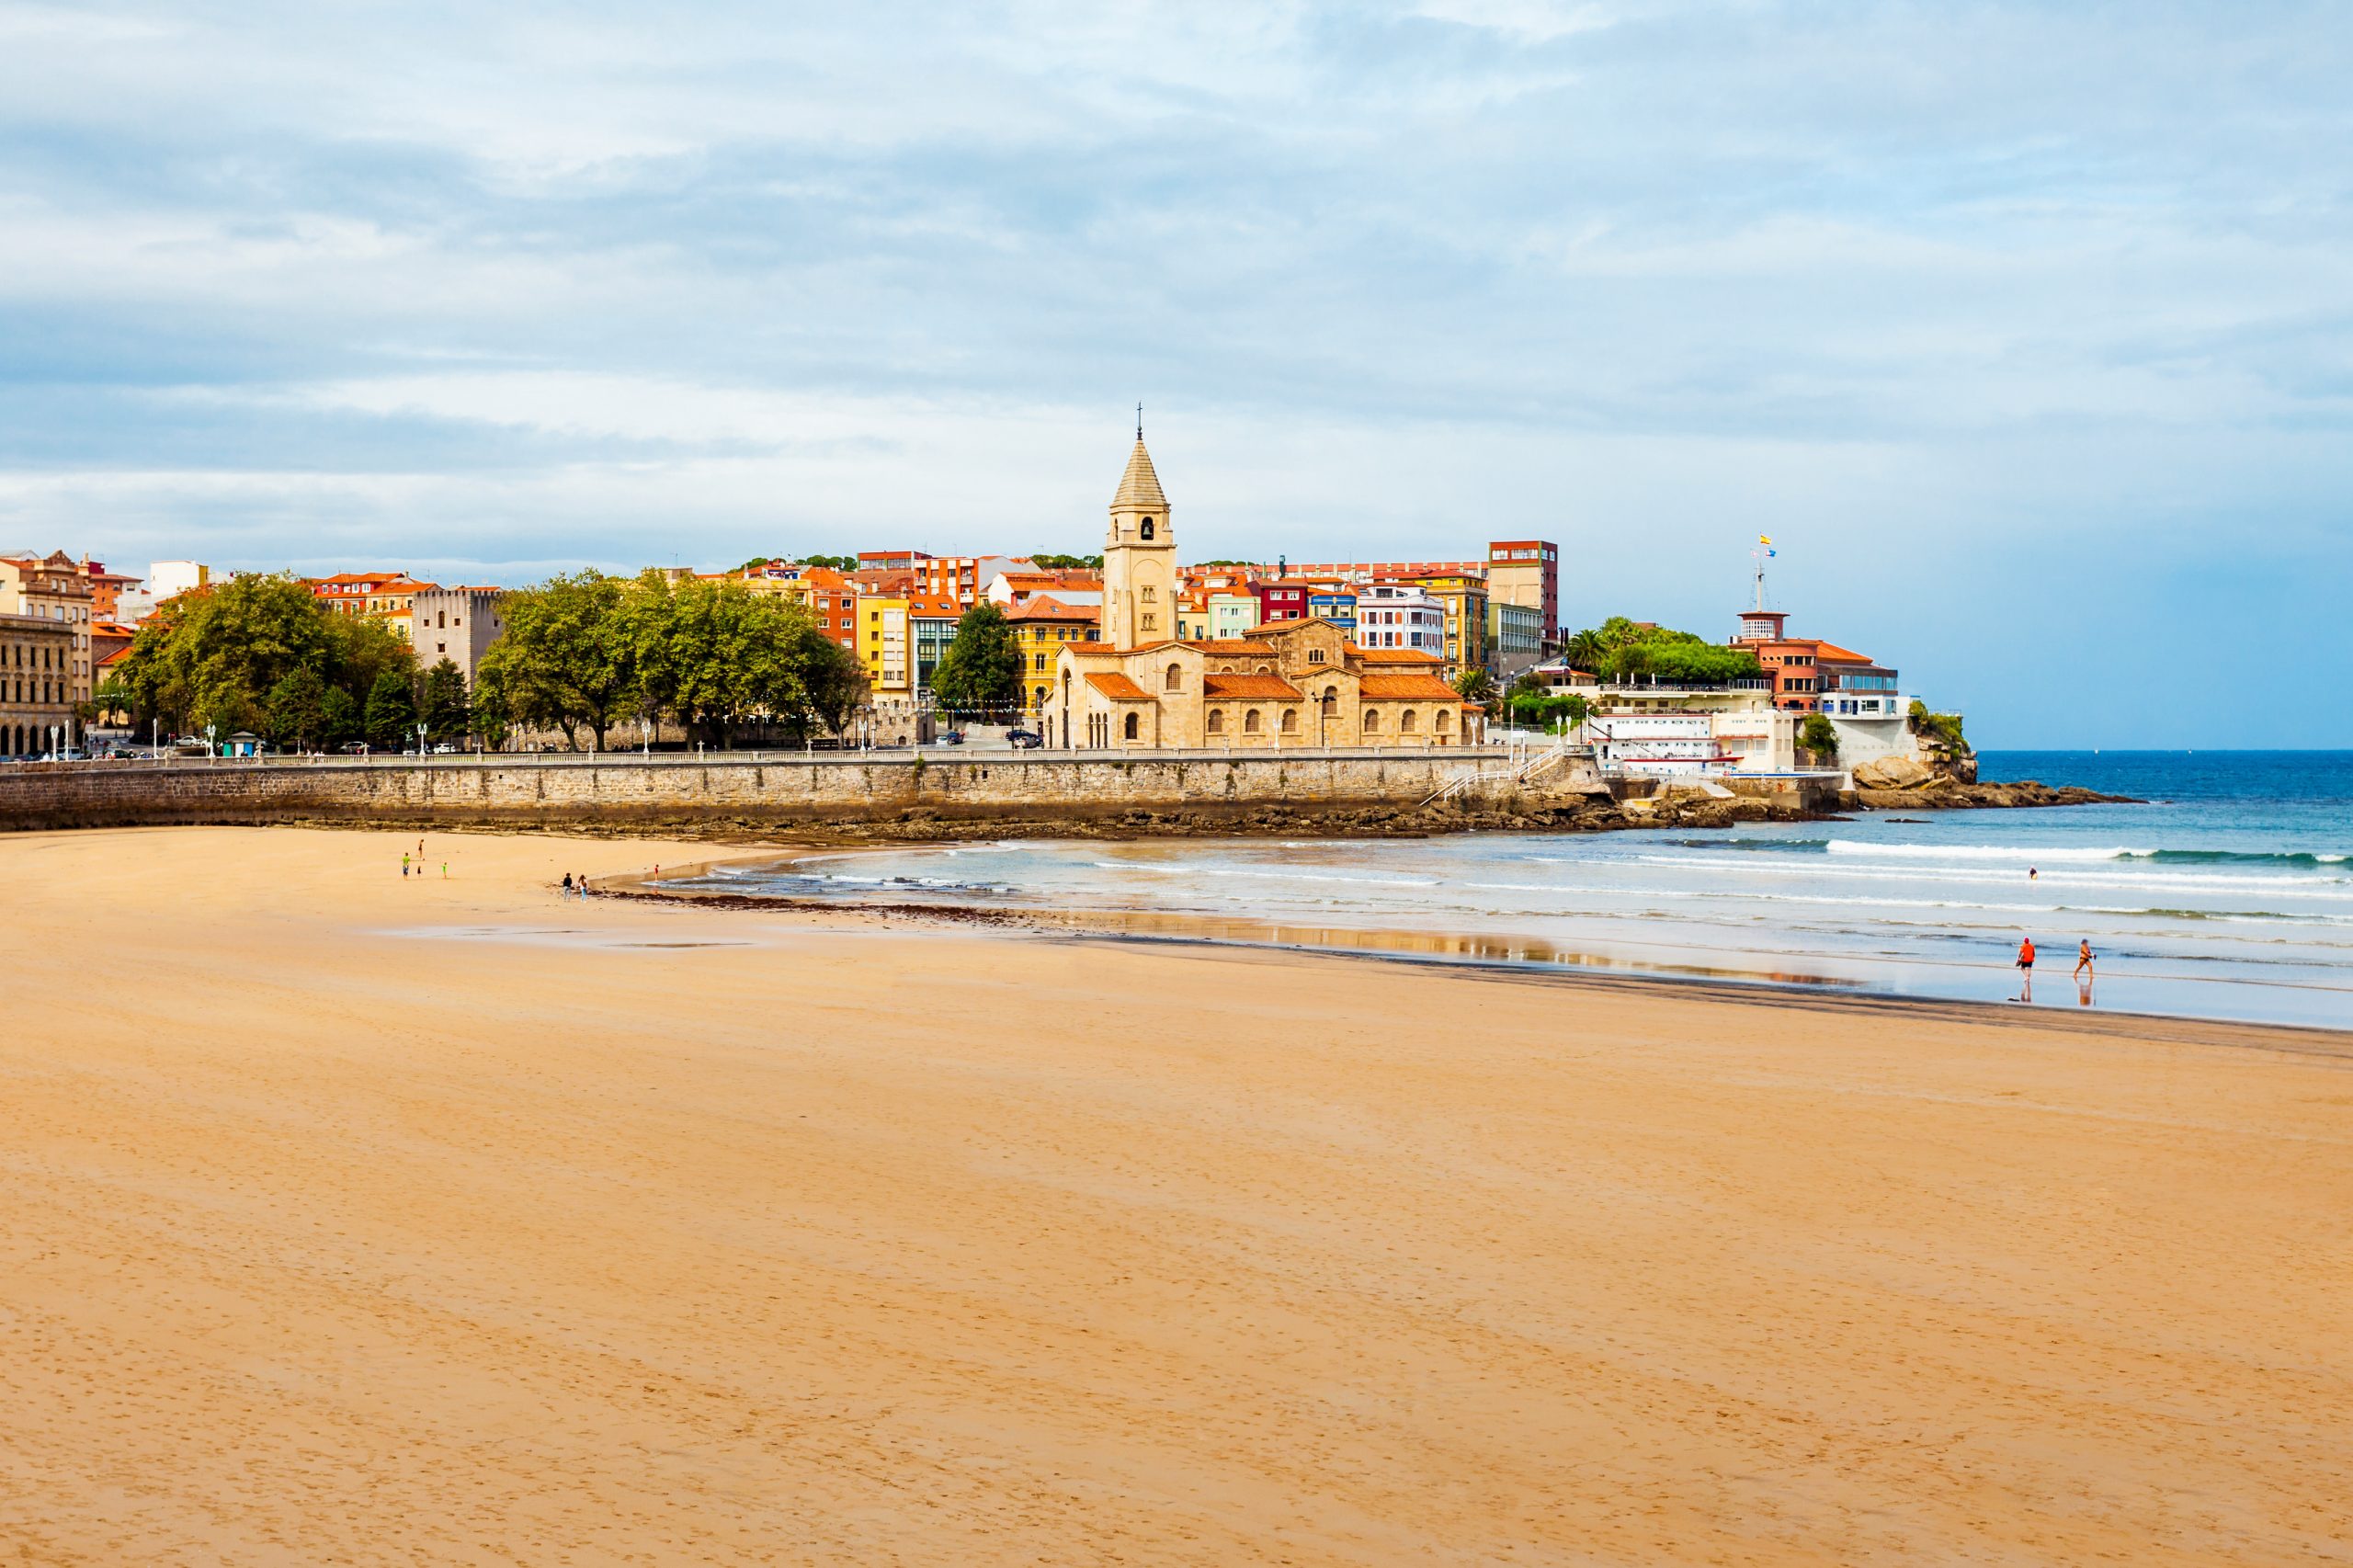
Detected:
left=0, top=551, right=97, bottom=722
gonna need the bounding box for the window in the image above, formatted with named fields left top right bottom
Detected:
left=1142, top=613, right=1156, bottom=631
left=1244, top=709, right=1261, bottom=733
left=1401, top=710, right=1419, bottom=733
left=1140, top=519, right=1155, bottom=540
left=1141, top=585, right=1155, bottom=603
left=1123, top=711, right=1140, bottom=740
left=1280, top=709, right=1298, bottom=733
left=1362, top=709, right=1381, bottom=733
left=1308, top=648, right=1324, bottom=664
left=1207, top=710, right=1225, bottom=734
left=1435, top=709, right=1452, bottom=733
left=1165, top=663, right=1182, bottom=691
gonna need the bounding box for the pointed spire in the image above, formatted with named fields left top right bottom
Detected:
left=1112, top=430, right=1166, bottom=512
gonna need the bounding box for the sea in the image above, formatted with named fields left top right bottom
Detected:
left=656, top=752, right=2353, bottom=1030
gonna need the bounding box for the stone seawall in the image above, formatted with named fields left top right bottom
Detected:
left=0, top=750, right=1607, bottom=834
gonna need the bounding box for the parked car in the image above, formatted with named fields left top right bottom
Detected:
left=430, top=743, right=459, bottom=755
left=339, top=741, right=371, bottom=756
left=938, top=731, right=965, bottom=745
left=1006, top=729, right=1043, bottom=749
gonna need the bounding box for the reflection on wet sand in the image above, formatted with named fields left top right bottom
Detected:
left=634, top=881, right=1875, bottom=993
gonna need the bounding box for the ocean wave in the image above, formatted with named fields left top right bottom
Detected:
left=2128, top=847, right=2351, bottom=868
left=1826, top=840, right=2147, bottom=862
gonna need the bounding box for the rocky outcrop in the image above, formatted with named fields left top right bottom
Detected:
left=1847, top=778, right=2135, bottom=811
left=1850, top=754, right=1936, bottom=790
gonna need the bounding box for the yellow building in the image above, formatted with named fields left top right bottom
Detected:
left=856, top=592, right=913, bottom=705
left=1042, top=434, right=1483, bottom=750
left=1395, top=571, right=1489, bottom=677
left=1005, top=597, right=1099, bottom=719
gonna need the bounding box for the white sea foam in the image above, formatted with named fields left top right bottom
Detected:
left=1824, top=840, right=2146, bottom=862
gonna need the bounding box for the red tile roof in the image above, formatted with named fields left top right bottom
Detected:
left=1349, top=646, right=1443, bottom=665
left=1202, top=673, right=1303, bottom=699
left=1004, top=597, right=1099, bottom=623
left=1085, top=672, right=1151, bottom=700
left=1358, top=674, right=1465, bottom=700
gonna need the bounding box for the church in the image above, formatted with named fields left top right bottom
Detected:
left=1040, top=431, right=1486, bottom=751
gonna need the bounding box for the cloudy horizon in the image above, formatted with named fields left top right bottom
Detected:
left=3, top=1, right=2348, bottom=746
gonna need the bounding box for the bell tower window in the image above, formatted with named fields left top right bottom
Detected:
left=1140, top=518, right=1155, bottom=540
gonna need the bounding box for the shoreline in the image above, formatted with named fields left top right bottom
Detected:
left=605, top=869, right=2353, bottom=1051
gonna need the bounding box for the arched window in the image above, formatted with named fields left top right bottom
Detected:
left=1165, top=663, right=1182, bottom=691
left=1124, top=711, right=1140, bottom=741
left=1280, top=709, right=1298, bottom=733
left=1207, top=710, right=1225, bottom=734
left=1435, top=708, right=1453, bottom=733
left=1141, top=585, right=1155, bottom=603
left=1244, top=709, right=1261, bottom=733
left=1256, top=664, right=1271, bottom=675
left=1140, top=518, right=1156, bottom=540
left=1401, top=710, right=1419, bottom=733
left=1362, top=709, right=1381, bottom=733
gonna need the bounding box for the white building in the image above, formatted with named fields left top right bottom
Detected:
left=1353, top=583, right=1446, bottom=654
left=148, top=561, right=210, bottom=602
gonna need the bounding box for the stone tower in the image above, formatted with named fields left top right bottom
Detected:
left=1102, top=420, right=1173, bottom=651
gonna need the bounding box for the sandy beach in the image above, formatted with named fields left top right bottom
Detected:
left=3, top=825, right=2348, bottom=1565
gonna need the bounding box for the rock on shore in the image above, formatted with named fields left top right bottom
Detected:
left=1847, top=778, right=2136, bottom=812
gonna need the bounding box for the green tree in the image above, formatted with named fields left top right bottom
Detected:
left=266, top=665, right=331, bottom=751
left=1799, top=713, right=1840, bottom=758
left=1507, top=691, right=1591, bottom=733
left=1029, top=552, right=1104, bottom=570
left=800, top=627, right=869, bottom=737
left=365, top=668, right=418, bottom=751
left=420, top=657, right=471, bottom=741
left=475, top=571, right=637, bottom=749
left=1907, top=699, right=1970, bottom=756
left=626, top=574, right=821, bottom=748
left=321, top=687, right=363, bottom=747
left=104, top=572, right=410, bottom=740
left=929, top=602, right=1022, bottom=716
left=1556, top=617, right=1763, bottom=685
left=1452, top=666, right=1498, bottom=704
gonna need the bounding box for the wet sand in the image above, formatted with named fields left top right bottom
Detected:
left=3, top=825, right=2348, bottom=1564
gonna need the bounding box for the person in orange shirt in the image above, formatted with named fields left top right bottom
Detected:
left=2016, top=937, right=2036, bottom=1001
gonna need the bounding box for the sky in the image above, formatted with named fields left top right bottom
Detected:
left=1, top=1, right=2347, bottom=746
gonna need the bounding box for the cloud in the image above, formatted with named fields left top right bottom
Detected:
left=0, top=1, right=2348, bottom=743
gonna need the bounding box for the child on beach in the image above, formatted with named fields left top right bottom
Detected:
left=402, top=852, right=410, bottom=878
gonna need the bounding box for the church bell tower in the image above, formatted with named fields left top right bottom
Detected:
left=1102, top=409, right=1173, bottom=651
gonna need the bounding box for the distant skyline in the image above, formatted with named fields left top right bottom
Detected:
left=2, top=2, right=2348, bottom=747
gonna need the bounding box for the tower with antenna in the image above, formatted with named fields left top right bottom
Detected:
left=1735, top=534, right=1787, bottom=642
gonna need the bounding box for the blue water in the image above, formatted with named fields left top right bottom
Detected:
left=662, top=752, right=2353, bottom=1030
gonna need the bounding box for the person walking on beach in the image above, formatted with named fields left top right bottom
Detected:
left=402, top=851, right=410, bottom=878
left=562, top=872, right=574, bottom=899
left=2016, top=936, right=2036, bottom=1001
left=2075, top=940, right=2094, bottom=981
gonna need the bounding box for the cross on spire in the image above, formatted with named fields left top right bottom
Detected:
left=1136, top=402, right=1143, bottom=440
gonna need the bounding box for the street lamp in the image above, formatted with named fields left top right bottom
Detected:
left=416, top=721, right=428, bottom=758
left=204, top=722, right=216, bottom=764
